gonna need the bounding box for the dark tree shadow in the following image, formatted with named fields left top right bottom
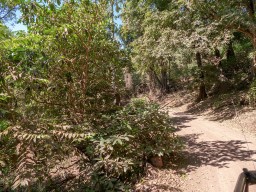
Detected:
left=135, top=184, right=182, bottom=192
left=170, top=113, right=196, bottom=130
left=169, top=133, right=256, bottom=174
left=186, top=100, right=237, bottom=122
left=185, top=95, right=254, bottom=122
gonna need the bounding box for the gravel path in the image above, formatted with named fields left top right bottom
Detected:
left=168, top=106, right=256, bottom=192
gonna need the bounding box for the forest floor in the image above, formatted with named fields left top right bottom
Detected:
left=135, top=91, right=256, bottom=192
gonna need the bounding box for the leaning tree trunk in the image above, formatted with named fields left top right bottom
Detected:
left=147, top=69, right=158, bottom=96
left=226, top=41, right=235, bottom=59
left=248, top=0, right=256, bottom=80
left=196, top=52, right=207, bottom=102
left=215, top=48, right=228, bottom=82
left=161, top=64, right=168, bottom=93
left=148, top=67, right=165, bottom=95
left=210, top=48, right=230, bottom=95
left=249, top=38, right=256, bottom=81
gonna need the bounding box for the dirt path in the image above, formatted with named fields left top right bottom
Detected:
left=168, top=105, right=256, bottom=192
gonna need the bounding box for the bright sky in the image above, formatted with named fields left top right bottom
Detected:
left=7, top=22, right=27, bottom=31
left=6, top=8, right=122, bottom=32
left=5, top=10, right=27, bottom=32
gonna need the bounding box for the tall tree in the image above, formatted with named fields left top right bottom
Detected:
left=183, top=0, right=256, bottom=79
left=122, top=0, right=184, bottom=94
left=195, top=52, right=207, bottom=101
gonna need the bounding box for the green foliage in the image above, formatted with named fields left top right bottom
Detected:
left=0, top=0, right=182, bottom=191
left=122, top=0, right=256, bottom=97
left=0, top=0, right=19, bottom=23
left=3, top=0, right=256, bottom=190
left=0, top=120, right=9, bottom=131
left=0, top=98, right=181, bottom=191
left=96, top=98, right=181, bottom=159
left=122, top=0, right=232, bottom=94
left=249, top=80, right=256, bottom=106
left=81, top=98, right=181, bottom=190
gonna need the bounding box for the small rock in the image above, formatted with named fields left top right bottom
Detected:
left=150, top=155, right=163, bottom=168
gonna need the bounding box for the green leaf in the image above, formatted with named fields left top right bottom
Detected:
left=49, top=3, right=55, bottom=11
left=56, top=0, right=61, bottom=5
left=116, top=139, right=122, bottom=145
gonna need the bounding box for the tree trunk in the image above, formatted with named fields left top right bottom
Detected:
left=215, top=48, right=228, bottom=81
left=214, top=48, right=221, bottom=65
left=148, top=65, right=169, bottom=95
left=148, top=67, right=163, bottom=94
left=226, top=41, right=235, bottom=59
left=124, top=67, right=133, bottom=90
left=249, top=39, right=256, bottom=81
left=147, top=70, right=158, bottom=96
left=196, top=52, right=207, bottom=102
left=161, top=65, right=168, bottom=93
left=210, top=48, right=230, bottom=95
left=247, top=0, right=256, bottom=80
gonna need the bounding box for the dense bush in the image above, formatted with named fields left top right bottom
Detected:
left=0, top=1, right=183, bottom=191
left=0, top=98, right=181, bottom=191
left=87, top=99, right=182, bottom=189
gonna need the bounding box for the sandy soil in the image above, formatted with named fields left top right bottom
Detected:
left=167, top=104, right=256, bottom=192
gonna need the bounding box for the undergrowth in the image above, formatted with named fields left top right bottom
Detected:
left=0, top=99, right=182, bottom=191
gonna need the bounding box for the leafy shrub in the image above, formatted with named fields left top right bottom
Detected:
left=0, top=98, right=181, bottom=191
left=0, top=1, right=182, bottom=190
left=86, top=98, right=182, bottom=190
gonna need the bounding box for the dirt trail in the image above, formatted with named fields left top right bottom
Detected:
left=168, top=105, right=256, bottom=192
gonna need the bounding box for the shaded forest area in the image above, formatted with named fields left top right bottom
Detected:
left=1, top=0, right=256, bottom=191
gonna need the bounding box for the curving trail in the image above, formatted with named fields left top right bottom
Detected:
left=168, top=106, right=256, bottom=192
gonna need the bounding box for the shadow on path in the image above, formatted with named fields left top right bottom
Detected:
left=169, top=113, right=256, bottom=175
left=171, top=133, right=256, bottom=174
left=137, top=184, right=183, bottom=192
left=185, top=98, right=254, bottom=122
left=170, top=113, right=196, bottom=130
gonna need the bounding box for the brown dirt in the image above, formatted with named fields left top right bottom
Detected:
left=136, top=91, right=256, bottom=191
left=169, top=105, right=256, bottom=192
